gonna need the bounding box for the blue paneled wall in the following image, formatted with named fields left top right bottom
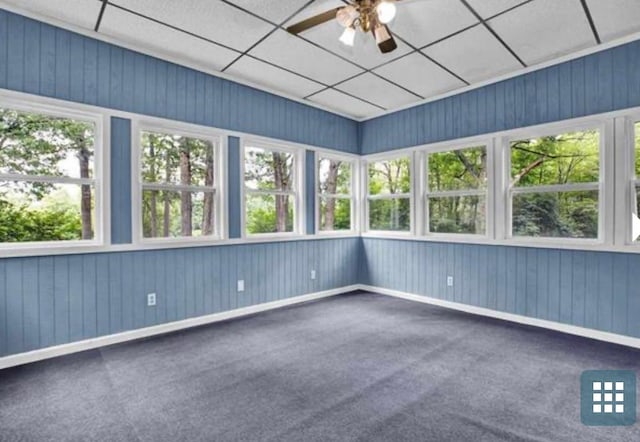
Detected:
left=360, top=238, right=640, bottom=339
left=0, top=238, right=360, bottom=357
left=360, top=39, right=640, bottom=153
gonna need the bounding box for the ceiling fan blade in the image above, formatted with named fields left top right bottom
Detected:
left=286, top=8, right=341, bottom=35
left=373, top=25, right=398, bottom=54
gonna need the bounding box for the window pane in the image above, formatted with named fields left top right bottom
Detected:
left=142, top=190, right=214, bottom=238
left=246, top=194, right=294, bottom=234
left=635, top=122, right=640, bottom=177
left=428, top=195, right=486, bottom=235
left=318, top=158, right=351, bottom=195
left=0, top=181, right=94, bottom=242
left=319, top=197, right=351, bottom=231
left=369, top=198, right=410, bottom=231
left=141, top=131, right=215, bottom=188
left=0, top=108, right=95, bottom=178
left=428, top=146, right=486, bottom=191
left=512, top=191, right=598, bottom=239
left=245, top=147, right=294, bottom=191
left=510, top=130, right=599, bottom=187
left=368, top=157, right=410, bottom=195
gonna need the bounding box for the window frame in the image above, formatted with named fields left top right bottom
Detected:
left=417, top=138, right=493, bottom=239
left=620, top=114, right=640, bottom=246
left=240, top=139, right=305, bottom=239
left=364, top=152, right=414, bottom=235
left=503, top=120, right=609, bottom=246
left=0, top=96, right=108, bottom=253
left=316, top=153, right=358, bottom=235
left=131, top=120, right=226, bottom=245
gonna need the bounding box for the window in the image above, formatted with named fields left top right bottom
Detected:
left=317, top=156, right=354, bottom=232
left=508, top=128, right=601, bottom=240
left=367, top=156, right=411, bottom=231
left=632, top=121, right=640, bottom=242
left=426, top=145, right=487, bottom=235
left=243, top=143, right=301, bottom=235
left=0, top=105, right=101, bottom=244
left=137, top=127, right=221, bottom=240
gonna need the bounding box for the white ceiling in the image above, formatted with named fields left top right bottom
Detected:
left=2, top=0, right=640, bottom=120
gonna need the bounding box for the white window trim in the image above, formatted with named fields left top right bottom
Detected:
left=364, top=152, right=414, bottom=235
left=503, top=120, right=609, bottom=245
left=617, top=114, right=640, bottom=247
left=315, top=153, right=359, bottom=235
left=0, top=96, right=110, bottom=255
left=417, top=138, right=493, bottom=239
left=361, top=113, right=627, bottom=252
left=240, top=139, right=305, bottom=239
left=131, top=120, right=226, bottom=246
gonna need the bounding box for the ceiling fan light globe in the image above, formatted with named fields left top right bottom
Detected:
left=339, top=27, right=356, bottom=46
left=376, top=1, right=396, bottom=24
left=336, top=5, right=358, bottom=27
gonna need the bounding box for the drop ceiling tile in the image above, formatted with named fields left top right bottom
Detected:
left=587, top=0, right=640, bottom=42
left=336, top=73, right=418, bottom=109
left=249, top=29, right=363, bottom=85
left=224, top=0, right=311, bottom=24
left=3, top=0, right=103, bottom=29
left=308, top=89, right=380, bottom=118
left=488, top=0, right=595, bottom=65
left=464, top=0, right=529, bottom=19
left=422, top=25, right=521, bottom=84
left=284, top=0, right=345, bottom=26
left=226, top=56, right=324, bottom=98
left=373, top=52, right=466, bottom=99
left=390, top=0, right=478, bottom=48
left=100, top=6, right=239, bottom=71
left=110, top=0, right=274, bottom=52
left=301, top=20, right=412, bottom=69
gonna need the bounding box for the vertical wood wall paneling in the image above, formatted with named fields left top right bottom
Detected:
left=111, top=117, right=132, bottom=244
left=306, top=150, right=315, bottom=234
left=227, top=136, right=242, bottom=239
left=360, top=39, right=640, bottom=154
left=360, top=238, right=640, bottom=339
left=0, top=237, right=361, bottom=358
left=0, top=9, right=358, bottom=153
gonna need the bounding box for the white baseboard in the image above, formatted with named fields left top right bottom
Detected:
left=0, top=285, right=359, bottom=370
left=358, top=284, right=640, bottom=350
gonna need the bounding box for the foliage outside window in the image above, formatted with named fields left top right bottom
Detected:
left=244, top=145, right=297, bottom=235
left=633, top=122, right=640, bottom=242
left=0, top=107, right=97, bottom=243
left=140, top=130, right=218, bottom=239
left=427, top=145, right=487, bottom=235
left=367, top=157, right=411, bottom=231
left=318, top=157, right=353, bottom=231
left=509, top=129, right=600, bottom=239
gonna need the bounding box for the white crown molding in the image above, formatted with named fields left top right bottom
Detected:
left=358, top=31, right=640, bottom=122
left=3, top=2, right=640, bottom=123
left=0, top=1, right=358, bottom=122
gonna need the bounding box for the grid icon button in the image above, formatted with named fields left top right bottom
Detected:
left=581, top=370, right=636, bottom=426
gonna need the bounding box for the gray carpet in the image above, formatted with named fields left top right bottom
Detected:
left=1, top=291, right=639, bottom=442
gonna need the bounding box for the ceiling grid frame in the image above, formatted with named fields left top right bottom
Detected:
left=1, top=0, right=634, bottom=119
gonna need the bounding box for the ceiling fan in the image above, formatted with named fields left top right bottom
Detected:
left=286, top=0, right=403, bottom=54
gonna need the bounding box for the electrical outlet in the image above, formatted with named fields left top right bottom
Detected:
left=311, top=270, right=316, bottom=280
left=237, top=280, right=245, bottom=292
left=147, top=293, right=156, bottom=306
left=447, top=276, right=454, bottom=287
